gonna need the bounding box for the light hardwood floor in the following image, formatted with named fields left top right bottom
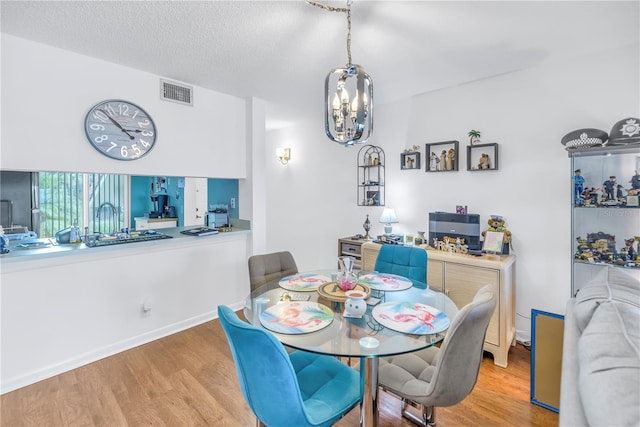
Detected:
left=1, top=312, right=559, bottom=426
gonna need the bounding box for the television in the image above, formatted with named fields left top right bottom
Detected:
left=428, top=212, right=481, bottom=250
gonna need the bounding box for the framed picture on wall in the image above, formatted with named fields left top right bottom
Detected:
left=467, top=143, right=499, bottom=171
left=425, top=140, right=459, bottom=172
left=401, top=152, right=421, bottom=170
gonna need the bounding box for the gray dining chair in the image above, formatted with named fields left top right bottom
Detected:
left=377, top=284, right=497, bottom=426
left=248, top=251, right=298, bottom=291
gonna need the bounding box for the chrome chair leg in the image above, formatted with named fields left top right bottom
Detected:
left=401, top=398, right=436, bottom=427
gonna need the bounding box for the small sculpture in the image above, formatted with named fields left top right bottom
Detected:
left=344, top=290, right=367, bottom=318
left=468, top=130, right=481, bottom=145
left=430, top=152, right=439, bottom=171
left=363, top=214, right=372, bottom=240
left=628, top=170, right=640, bottom=195
left=602, top=176, right=617, bottom=201
left=440, top=150, right=447, bottom=171
left=478, top=153, right=490, bottom=169
left=446, top=148, right=455, bottom=170
left=574, top=169, right=585, bottom=206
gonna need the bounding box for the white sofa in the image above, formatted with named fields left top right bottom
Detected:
left=559, top=267, right=640, bottom=426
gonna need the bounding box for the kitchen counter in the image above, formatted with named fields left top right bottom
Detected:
left=0, top=219, right=251, bottom=271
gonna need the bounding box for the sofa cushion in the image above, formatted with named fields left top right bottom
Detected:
left=577, top=300, right=640, bottom=426
left=573, top=268, right=640, bottom=332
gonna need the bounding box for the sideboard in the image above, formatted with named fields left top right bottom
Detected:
left=362, top=242, right=516, bottom=367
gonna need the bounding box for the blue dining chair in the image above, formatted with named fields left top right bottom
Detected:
left=217, top=305, right=361, bottom=427
left=374, top=245, right=428, bottom=289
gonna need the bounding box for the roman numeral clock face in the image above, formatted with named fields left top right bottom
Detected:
left=84, top=100, right=157, bottom=160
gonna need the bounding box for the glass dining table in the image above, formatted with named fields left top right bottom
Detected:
left=243, top=270, right=459, bottom=427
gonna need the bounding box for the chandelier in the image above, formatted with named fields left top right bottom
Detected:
left=307, top=0, right=373, bottom=146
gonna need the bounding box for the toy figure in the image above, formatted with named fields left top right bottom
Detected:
left=629, top=170, right=640, bottom=195
left=623, top=238, right=637, bottom=261
left=574, top=169, right=585, bottom=206
left=603, top=176, right=616, bottom=201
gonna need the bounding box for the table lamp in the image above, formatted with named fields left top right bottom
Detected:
left=379, top=208, right=398, bottom=234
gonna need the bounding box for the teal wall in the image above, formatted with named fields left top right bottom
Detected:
left=131, top=176, right=238, bottom=227
left=208, top=178, right=239, bottom=219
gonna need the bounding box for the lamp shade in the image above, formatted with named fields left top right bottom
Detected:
left=379, top=208, right=398, bottom=224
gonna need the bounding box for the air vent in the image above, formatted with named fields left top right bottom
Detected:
left=160, top=79, right=193, bottom=106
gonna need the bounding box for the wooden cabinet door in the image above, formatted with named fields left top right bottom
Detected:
left=445, top=263, right=500, bottom=347
left=427, top=259, right=444, bottom=292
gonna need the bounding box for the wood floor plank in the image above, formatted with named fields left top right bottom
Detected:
left=1, top=315, right=558, bottom=427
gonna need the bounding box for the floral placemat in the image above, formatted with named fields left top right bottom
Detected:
left=278, top=273, right=332, bottom=291
left=260, top=301, right=334, bottom=334
left=358, top=273, right=413, bottom=291
left=372, top=301, right=450, bottom=335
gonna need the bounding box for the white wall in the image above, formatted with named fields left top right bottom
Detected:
left=1, top=234, right=250, bottom=393
left=265, top=43, right=639, bottom=342
left=0, top=35, right=258, bottom=393
left=1, top=35, right=246, bottom=178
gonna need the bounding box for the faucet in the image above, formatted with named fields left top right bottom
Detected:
left=96, top=202, right=118, bottom=234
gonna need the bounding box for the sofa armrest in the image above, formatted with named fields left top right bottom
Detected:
left=559, top=299, right=588, bottom=427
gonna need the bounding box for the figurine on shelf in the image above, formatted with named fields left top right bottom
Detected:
left=446, top=148, right=455, bottom=170
left=430, top=152, right=439, bottom=171
left=440, top=150, right=447, bottom=171
left=629, top=170, right=640, bottom=195
left=622, top=238, right=637, bottom=261
left=603, top=176, right=617, bottom=202
left=573, top=169, right=585, bottom=206
left=478, top=153, right=490, bottom=169
left=468, top=130, right=481, bottom=145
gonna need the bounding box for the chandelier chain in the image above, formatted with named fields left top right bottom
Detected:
left=306, top=0, right=353, bottom=66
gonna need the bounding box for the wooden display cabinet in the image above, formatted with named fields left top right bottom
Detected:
left=362, top=242, right=516, bottom=367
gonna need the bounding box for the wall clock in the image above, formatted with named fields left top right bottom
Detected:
left=84, top=99, right=157, bottom=160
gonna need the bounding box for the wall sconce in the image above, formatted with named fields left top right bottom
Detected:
left=277, top=147, right=291, bottom=165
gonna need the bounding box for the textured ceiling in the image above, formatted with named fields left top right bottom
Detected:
left=2, top=1, right=638, bottom=123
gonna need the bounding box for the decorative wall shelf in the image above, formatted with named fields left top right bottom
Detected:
left=468, top=143, right=499, bottom=171
left=401, top=151, right=421, bottom=170
left=357, top=145, right=385, bottom=206
left=426, top=141, right=459, bottom=172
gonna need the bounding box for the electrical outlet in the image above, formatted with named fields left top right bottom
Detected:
left=141, top=298, right=152, bottom=317
left=230, top=198, right=236, bottom=209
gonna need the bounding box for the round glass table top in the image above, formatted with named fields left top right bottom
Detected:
left=244, top=270, right=459, bottom=358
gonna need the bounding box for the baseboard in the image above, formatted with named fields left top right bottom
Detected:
left=1, top=300, right=245, bottom=394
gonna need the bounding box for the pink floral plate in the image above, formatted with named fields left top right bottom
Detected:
left=260, top=301, right=334, bottom=334
left=372, top=301, right=450, bottom=335
left=278, top=273, right=332, bottom=291
left=358, top=273, right=413, bottom=291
